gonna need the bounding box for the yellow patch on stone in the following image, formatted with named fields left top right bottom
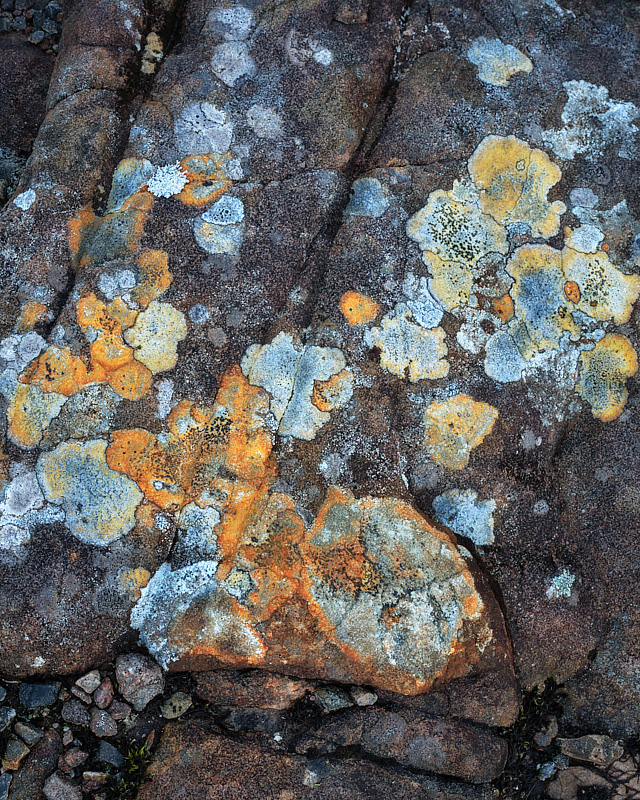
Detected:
left=576, top=334, right=638, bottom=422
left=21, top=346, right=106, bottom=396
left=16, top=301, right=50, bottom=333
left=424, top=394, right=499, bottom=470
left=176, top=154, right=232, bottom=208
left=118, top=567, right=151, bottom=601
left=132, top=250, right=173, bottom=308
left=468, top=135, right=566, bottom=238
left=339, top=290, right=381, bottom=325
left=311, top=369, right=354, bottom=412
left=562, top=247, right=640, bottom=325
left=6, top=382, right=66, bottom=449
left=141, top=31, right=163, bottom=74
left=467, top=37, right=533, bottom=87
left=124, top=301, right=187, bottom=374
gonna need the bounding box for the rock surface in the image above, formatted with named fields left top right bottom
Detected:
left=1, top=0, right=640, bottom=794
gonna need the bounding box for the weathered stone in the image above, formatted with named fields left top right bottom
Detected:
left=93, top=678, right=113, bottom=709
left=106, top=699, right=131, bottom=721
left=74, top=671, right=101, bottom=694
left=57, top=746, right=88, bottom=773
left=97, top=741, right=123, bottom=768
left=115, top=653, right=164, bottom=711
left=0, top=774, right=10, bottom=800
left=89, top=708, right=117, bottom=738
left=295, top=708, right=507, bottom=783
left=18, top=681, right=59, bottom=708
left=2, top=737, right=30, bottom=770
left=547, top=766, right=612, bottom=800
left=314, top=686, right=353, bottom=713
left=138, top=720, right=498, bottom=800
left=69, top=685, right=91, bottom=705
left=350, top=686, right=378, bottom=707
left=43, top=772, right=82, bottom=800
left=196, top=670, right=312, bottom=711
left=0, top=706, right=16, bottom=732
left=7, top=729, right=61, bottom=800
left=14, top=722, right=43, bottom=746
left=61, top=700, right=90, bottom=727
left=160, top=691, right=193, bottom=720
left=558, top=735, right=624, bottom=768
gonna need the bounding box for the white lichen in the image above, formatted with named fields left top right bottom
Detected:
left=467, top=37, right=533, bottom=87
left=546, top=569, right=575, bottom=599
left=147, top=163, right=188, bottom=198
left=432, top=489, right=496, bottom=546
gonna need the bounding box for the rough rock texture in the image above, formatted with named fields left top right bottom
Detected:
left=137, top=720, right=499, bottom=800
left=1, top=0, right=640, bottom=788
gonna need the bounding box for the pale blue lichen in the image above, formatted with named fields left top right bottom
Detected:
left=467, top=37, right=533, bottom=87
left=432, top=489, right=496, bottom=546
left=174, top=102, right=234, bottom=155
left=345, top=178, right=389, bottom=218
left=484, top=331, right=526, bottom=383
left=546, top=569, right=575, bottom=599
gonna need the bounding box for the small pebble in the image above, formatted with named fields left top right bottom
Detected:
left=94, top=678, right=114, bottom=710
left=90, top=708, right=117, bottom=738
left=19, top=682, right=60, bottom=708
left=108, top=699, right=132, bottom=721
left=0, top=774, right=11, bottom=800
left=0, top=687, right=6, bottom=703
left=58, top=747, right=88, bottom=773
left=313, top=686, right=353, bottom=712
left=97, top=740, right=124, bottom=768
left=2, top=737, right=30, bottom=770
left=70, top=685, right=92, bottom=705
left=82, top=772, right=108, bottom=793
left=15, top=721, right=44, bottom=745
left=161, top=691, right=193, bottom=719
left=0, top=706, right=16, bottom=732
left=75, top=671, right=101, bottom=694
left=349, top=686, right=378, bottom=706
left=44, top=771, right=82, bottom=800
left=61, top=700, right=91, bottom=727
left=115, top=653, right=164, bottom=711
left=62, top=729, right=73, bottom=746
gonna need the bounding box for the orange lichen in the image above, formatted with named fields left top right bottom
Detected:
left=311, top=369, right=354, bottom=412
left=68, top=205, right=99, bottom=264
left=118, top=567, right=151, bottom=601
left=132, top=249, right=173, bottom=308
left=22, top=346, right=105, bottom=396
left=16, top=301, right=49, bottom=333
left=576, top=333, right=638, bottom=422
left=492, top=294, right=514, bottom=323
left=77, top=294, right=137, bottom=371
left=564, top=280, right=581, bottom=303
left=339, top=290, right=381, bottom=325
left=424, top=394, right=499, bottom=470
left=106, top=360, right=153, bottom=400
left=176, top=154, right=232, bottom=208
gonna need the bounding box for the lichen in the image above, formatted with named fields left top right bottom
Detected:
left=339, top=290, right=381, bottom=326
left=365, top=304, right=448, bottom=382
left=124, top=301, right=188, bottom=374
left=36, top=439, right=143, bottom=545
left=576, top=333, right=638, bottom=422
left=345, top=178, right=389, bottom=218
left=467, top=37, right=533, bottom=87
left=424, top=394, right=499, bottom=470
left=432, top=489, right=496, bottom=546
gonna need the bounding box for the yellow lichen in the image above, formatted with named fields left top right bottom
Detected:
left=118, top=567, right=151, bottom=601
left=311, top=369, right=354, bottom=412
left=16, top=301, right=50, bottom=333
left=6, top=383, right=66, bottom=449
left=468, top=135, right=566, bottom=238
left=423, top=394, right=499, bottom=470
left=131, top=249, right=173, bottom=308
left=176, top=154, right=232, bottom=208
left=562, top=247, right=640, bottom=325
left=339, top=290, right=381, bottom=325
left=124, top=301, right=187, bottom=374
left=576, top=334, right=638, bottom=422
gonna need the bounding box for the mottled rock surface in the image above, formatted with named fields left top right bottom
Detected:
left=1, top=0, right=640, bottom=794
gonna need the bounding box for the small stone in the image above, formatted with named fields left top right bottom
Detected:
left=58, top=747, right=88, bottom=773
left=0, top=773, right=11, bottom=800
left=81, top=771, right=108, bottom=793
left=15, top=721, right=44, bottom=745
left=538, top=761, right=557, bottom=780
left=314, top=686, right=354, bottom=712
left=196, top=670, right=312, bottom=710
left=93, top=678, right=114, bottom=710
left=534, top=716, right=559, bottom=748
left=0, top=706, right=16, bottom=732
left=19, top=682, right=60, bottom=708
left=160, top=691, right=193, bottom=719
left=349, top=686, right=378, bottom=707
left=90, top=708, right=117, bottom=738
left=40, top=16, right=59, bottom=33
left=0, top=686, right=6, bottom=703
left=43, top=771, right=83, bottom=800
left=115, top=653, right=164, bottom=711
left=97, top=741, right=124, bottom=768
left=28, top=29, right=45, bottom=43
left=11, top=13, right=25, bottom=29
left=70, top=685, right=92, bottom=704
left=3, top=737, right=30, bottom=770
left=558, top=734, right=624, bottom=768
left=62, top=729, right=73, bottom=746
left=75, top=671, right=101, bottom=694
left=61, top=700, right=91, bottom=727
left=108, top=699, right=132, bottom=721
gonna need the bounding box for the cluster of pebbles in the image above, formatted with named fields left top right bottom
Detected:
left=0, top=0, right=63, bottom=53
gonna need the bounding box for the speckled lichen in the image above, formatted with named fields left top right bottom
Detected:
left=576, top=334, right=638, bottom=421
left=467, top=37, right=533, bottom=87
left=432, top=489, right=496, bottom=546
left=424, top=395, right=499, bottom=470
left=37, top=439, right=143, bottom=545
left=365, top=304, right=449, bottom=382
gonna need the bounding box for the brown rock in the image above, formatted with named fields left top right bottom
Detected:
left=43, top=772, right=82, bottom=800
left=61, top=700, right=90, bottom=728
left=107, top=700, right=132, bottom=721
left=7, top=728, right=61, bottom=800
left=57, top=747, right=88, bottom=773
left=547, top=766, right=612, bottom=800
left=138, top=720, right=498, bottom=800
left=2, top=737, right=30, bottom=771
left=89, top=708, right=117, bottom=738
left=558, top=735, right=624, bottom=768
left=295, top=708, right=507, bottom=783
left=195, top=670, right=312, bottom=710
left=93, top=678, right=113, bottom=710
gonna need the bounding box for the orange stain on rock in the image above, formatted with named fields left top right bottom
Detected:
left=564, top=280, right=581, bottom=303
left=16, top=301, right=49, bottom=332
left=339, top=290, right=381, bottom=325
left=492, top=294, right=515, bottom=323
left=176, top=154, right=232, bottom=208
left=132, top=249, right=173, bottom=308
